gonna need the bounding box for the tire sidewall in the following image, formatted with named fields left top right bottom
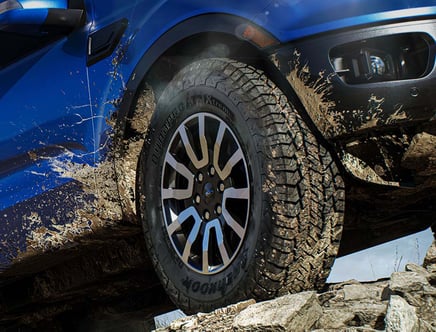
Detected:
left=139, top=85, right=268, bottom=306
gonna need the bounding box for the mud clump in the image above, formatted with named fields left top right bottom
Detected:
left=114, top=84, right=155, bottom=221
left=402, top=132, right=436, bottom=176
left=26, top=85, right=156, bottom=255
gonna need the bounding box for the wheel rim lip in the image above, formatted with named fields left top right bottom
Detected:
left=160, top=111, right=251, bottom=275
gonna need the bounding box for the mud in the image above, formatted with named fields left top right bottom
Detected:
left=359, top=95, right=385, bottom=130
left=21, top=157, right=122, bottom=253
left=340, top=130, right=436, bottom=186
left=114, top=84, right=155, bottom=220
left=402, top=132, right=436, bottom=176
left=273, top=50, right=411, bottom=139
left=280, top=51, right=345, bottom=138
left=342, top=152, right=400, bottom=187
left=21, top=85, right=156, bottom=256
left=0, top=84, right=159, bottom=327
left=273, top=51, right=396, bottom=185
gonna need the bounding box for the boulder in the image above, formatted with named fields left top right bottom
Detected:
left=385, top=295, right=419, bottom=332
left=232, top=291, right=321, bottom=332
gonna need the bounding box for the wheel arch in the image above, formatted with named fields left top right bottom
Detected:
left=115, top=14, right=299, bottom=141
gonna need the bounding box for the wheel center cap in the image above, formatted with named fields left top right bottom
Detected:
left=203, top=182, right=215, bottom=201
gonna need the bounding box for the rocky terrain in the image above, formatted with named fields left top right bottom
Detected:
left=155, top=240, right=436, bottom=331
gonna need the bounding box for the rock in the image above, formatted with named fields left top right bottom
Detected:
left=321, top=280, right=389, bottom=305
left=389, top=271, right=430, bottom=294
left=155, top=241, right=436, bottom=331
left=424, top=241, right=436, bottom=287
left=232, top=291, right=321, bottom=332
left=418, top=318, right=436, bottom=332
left=317, top=284, right=387, bottom=330
left=343, top=283, right=384, bottom=301
left=154, top=299, right=255, bottom=332
left=423, top=240, right=436, bottom=269
left=315, top=309, right=355, bottom=329
left=385, top=295, right=419, bottom=332
left=405, top=263, right=430, bottom=277
left=312, top=329, right=381, bottom=332
left=315, top=303, right=387, bottom=330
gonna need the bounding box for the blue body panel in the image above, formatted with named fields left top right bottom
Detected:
left=0, top=0, right=435, bottom=270
left=247, top=0, right=436, bottom=40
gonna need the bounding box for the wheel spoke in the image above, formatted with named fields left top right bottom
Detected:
left=162, top=152, right=194, bottom=200
left=215, top=224, right=230, bottom=267
left=222, top=187, right=249, bottom=238
left=167, top=206, right=198, bottom=236
left=220, top=148, right=243, bottom=180
left=213, top=123, right=243, bottom=180
left=181, top=210, right=203, bottom=264
left=213, top=122, right=225, bottom=179
left=179, top=114, right=209, bottom=169
left=223, top=187, right=249, bottom=200
left=202, top=219, right=230, bottom=273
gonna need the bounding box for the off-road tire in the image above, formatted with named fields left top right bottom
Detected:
left=136, top=58, right=345, bottom=313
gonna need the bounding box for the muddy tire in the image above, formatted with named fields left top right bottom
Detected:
left=136, top=58, right=345, bottom=313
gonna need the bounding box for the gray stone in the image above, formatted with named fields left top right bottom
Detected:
left=418, top=318, right=436, bottom=332
left=385, top=295, right=419, bottom=332
left=315, top=309, right=355, bottom=329
left=232, top=291, right=321, bottom=332
left=427, top=264, right=436, bottom=276
left=312, top=328, right=382, bottom=332
left=389, top=271, right=430, bottom=294
left=154, top=299, right=255, bottom=332
left=343, top=283, right=383, bottom=301
left=424, top=241, right=436, bottom=268
left=316, top=301, right=387, bottom=329
left=405, top=263, right=430, bottom=277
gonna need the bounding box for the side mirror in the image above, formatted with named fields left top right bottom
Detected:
left=0, top=2, right=85, bottom=35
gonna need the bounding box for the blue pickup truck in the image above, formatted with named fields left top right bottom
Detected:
left=0, top=0, right=435, bottom=319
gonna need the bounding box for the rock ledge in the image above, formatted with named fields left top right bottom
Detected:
left=156, top=240, right=436, bottom=332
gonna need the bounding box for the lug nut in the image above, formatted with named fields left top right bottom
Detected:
left=216, top=205, right=222, bottom=215
left=197, top=172, right=204, bottom=183
left=218, top=182, right=225, bottom=192
left=209, top=166, right=215, bottom=176
left=195, top=194, right=201, bottom=204
left=204, top=210, right=210, bottom=220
